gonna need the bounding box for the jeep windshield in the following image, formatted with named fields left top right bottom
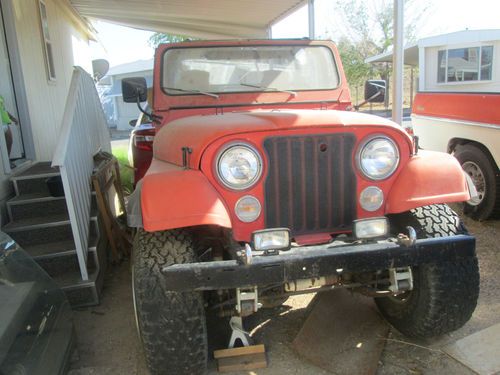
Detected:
left=161, top=45, right=340, bottom=96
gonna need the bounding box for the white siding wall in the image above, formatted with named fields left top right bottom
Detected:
left=424, top=41, right=500, bottom=92
left=11, top=0, right=92, bottom=161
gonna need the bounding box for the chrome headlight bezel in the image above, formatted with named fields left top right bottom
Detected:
left=216, top=142, right=263, bottom=190
left=356, top=135, right=400, bottom=181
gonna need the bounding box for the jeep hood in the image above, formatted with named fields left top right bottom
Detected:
left=153, top=110, right=407, bottom=168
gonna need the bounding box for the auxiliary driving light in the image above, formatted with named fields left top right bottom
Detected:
left=235, top=195, right=261, bottom=222
left=252, top=228, right=291, bottom=251
left=353, top=217, right=388, bottom=239
left=359, top=186, right=384, bottom=211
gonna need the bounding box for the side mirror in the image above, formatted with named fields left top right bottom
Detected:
left=364, top=80, right=386, bottom=103
left=122, top=77, right=147, bottom=103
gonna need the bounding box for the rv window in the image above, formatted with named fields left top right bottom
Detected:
left=437, top=45, right=493, bottom=83
left=437, top=50, right=446, bottom=83
left=480, top=46, right=493, bottom=80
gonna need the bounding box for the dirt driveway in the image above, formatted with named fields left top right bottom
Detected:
left=69, top=210, right=500, bottom=375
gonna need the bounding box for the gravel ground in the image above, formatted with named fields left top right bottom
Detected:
left=69, top=209, right=500, bottom=375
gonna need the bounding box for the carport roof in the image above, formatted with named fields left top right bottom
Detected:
left=365, top=45, right=419, bottom=66
left=69, top=0, right=307, bottom=39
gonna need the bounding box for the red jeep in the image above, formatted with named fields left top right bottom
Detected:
left=123, top=40, right=479, bottom=375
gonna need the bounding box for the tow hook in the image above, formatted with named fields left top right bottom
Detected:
left=237, top=243, right=253, bottom=265
left=397, top=226, right=417, bottom=247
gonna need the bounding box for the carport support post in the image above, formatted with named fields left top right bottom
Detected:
left=308, top=0, right=315, bottom=39
left=392, top=0, right=404, bottom=124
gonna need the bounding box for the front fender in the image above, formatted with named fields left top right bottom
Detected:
left=141, top=159, right=231, bottom=232
left=386, top=150, right=470, bottom=214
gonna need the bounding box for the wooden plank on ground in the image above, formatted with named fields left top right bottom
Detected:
left=214, top=344, right=265, bottom=359
left=217, top=352, right=267, bottom=373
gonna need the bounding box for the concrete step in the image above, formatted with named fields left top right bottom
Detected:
left=7, top=191, right=97, bottom=222
left=11, top=162, right=61, bottom=196
left=8, top=191, right=64, bottom=204
left=36, top=249, right=98, bottom=279
left=3, top=206, right=98, bottom=233
left=34, top=234, right=106, bottom=308
left=24, top=235, right=98, bottom=260
left=8, top=198, right=68, bottom=222
left=55, top=266, right=104, bottom=308
left=11, top=161, right=60, bottom=180
left=3, top=213, right=71, bottom=231
left=8, top=190, right=96, bottom=205
left=4, top=219, right=98, bottom=249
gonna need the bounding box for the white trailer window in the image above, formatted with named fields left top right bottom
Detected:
left=437, top=46, right=493, bottom=83
left=38, top=0, right=56, bottom=81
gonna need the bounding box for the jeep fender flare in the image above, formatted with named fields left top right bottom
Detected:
left=386, top=150, right=470, bottom=214
left=136, top=159, right=231, bottom=232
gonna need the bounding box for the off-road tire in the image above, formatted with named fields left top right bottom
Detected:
left=377, top=204, right=480, bottom=338
left=133, top=228, right=207, bottom=375
left=454, top=143, right=500, bottom=220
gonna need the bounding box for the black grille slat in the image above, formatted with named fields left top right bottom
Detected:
left=263, top=134, right=357, bottom=236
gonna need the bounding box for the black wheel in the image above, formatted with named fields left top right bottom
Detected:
left=133, top=228, right=207, bottom=375
left=454, top=143, right=500, bottom=220
left=378, top=204, right=480, bottom=338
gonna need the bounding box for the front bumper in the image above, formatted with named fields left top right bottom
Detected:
left=161, top=235, right=476, bottom=292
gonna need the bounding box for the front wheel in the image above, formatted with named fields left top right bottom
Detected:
left=377, top=204, right=480, bottom=338
left=133, top=228, right=208, bottom=375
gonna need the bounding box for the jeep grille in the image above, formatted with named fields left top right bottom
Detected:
left=263, top=134, right=357, bottom=236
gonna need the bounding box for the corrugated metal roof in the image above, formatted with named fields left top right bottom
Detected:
left=70, top=0, right=306, bottom=39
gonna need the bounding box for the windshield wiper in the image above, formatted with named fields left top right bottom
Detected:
left=240, top=83, right=297, bottom=97
left=163, top=87, right=219, bottom=99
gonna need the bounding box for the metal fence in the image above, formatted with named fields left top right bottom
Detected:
left=52, top=67, right=111, bottom=281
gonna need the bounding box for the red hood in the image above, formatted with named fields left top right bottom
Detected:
left=153, top=109, right=408, bottom=168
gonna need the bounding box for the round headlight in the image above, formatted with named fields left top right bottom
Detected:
left=358, top=136, right=399, bottom=180
left=217, top=144, right=262, bottom=190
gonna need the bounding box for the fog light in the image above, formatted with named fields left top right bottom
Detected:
left=252, top=228, right=291, bottom=251
left=359, top=186, right=384, bottom=211
left=235, top=195, right=261, bottom=222
left=354, top=217, right=388, bottom=239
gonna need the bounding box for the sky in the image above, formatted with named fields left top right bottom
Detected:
left=90, top=0, right=500, bottom=68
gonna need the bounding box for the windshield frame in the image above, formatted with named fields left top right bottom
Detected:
left=160, top=43, right=341, bottom=97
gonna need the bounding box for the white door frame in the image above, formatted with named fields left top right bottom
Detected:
left=0, top=1, right=36, bottom=162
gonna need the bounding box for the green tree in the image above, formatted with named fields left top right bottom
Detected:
left=337, top=37, right=373, bottom=88
left=322, top=0, right=429, bottom=103
left=148, top=33, right=194, bottom=48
